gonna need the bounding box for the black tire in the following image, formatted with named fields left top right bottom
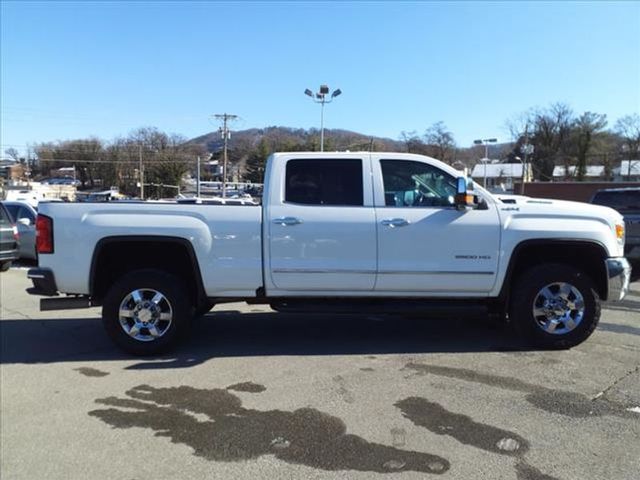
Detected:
left=509, top=263, right=600, bottom=349
left=1, top=261, right=11, bottom=272
left=102, top=269, right=192, bottom=355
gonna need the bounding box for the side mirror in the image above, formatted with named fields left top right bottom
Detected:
left=454, top=177, right=478, bottom=211
left=18, top=217, right=31, bottom=227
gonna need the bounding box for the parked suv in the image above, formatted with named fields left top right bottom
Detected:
left=0, top=203, right=20, bottom=272
left=591, top=187, right=640, bottom=280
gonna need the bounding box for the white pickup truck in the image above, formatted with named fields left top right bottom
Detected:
left=28, top=152, right=631, bottom=355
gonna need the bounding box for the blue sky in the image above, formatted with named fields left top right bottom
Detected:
left=1, top=1, right=639, bottom=154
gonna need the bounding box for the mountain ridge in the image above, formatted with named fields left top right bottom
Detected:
left=187, top=126, right=405, bottom=153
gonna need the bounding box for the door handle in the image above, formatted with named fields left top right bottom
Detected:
left=273, top=217, right=303, bottom=226
left=381, top=218, right=410, bottom=228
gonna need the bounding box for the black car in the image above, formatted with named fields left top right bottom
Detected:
left=0, top=203, right=20, bottom=272
left=590, top=187, right=640, bottom=280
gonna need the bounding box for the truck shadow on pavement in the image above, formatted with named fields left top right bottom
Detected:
left=600, top=298, right=640, bottom=313
left=1, top=311, right=540, bottom=366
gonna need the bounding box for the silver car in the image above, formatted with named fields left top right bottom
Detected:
left=2, top=201, right=37, bottom=260
left=0, top=203, right=19, bottom=271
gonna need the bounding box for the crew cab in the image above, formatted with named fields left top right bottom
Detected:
left=28, top=152, right=631, bottom=354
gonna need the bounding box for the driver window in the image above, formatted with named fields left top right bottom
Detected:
left=380, top=160, right=456, bottom=207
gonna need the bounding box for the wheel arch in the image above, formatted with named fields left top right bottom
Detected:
left=90, top=236, right=207, bottom=306
left=500, top=239, right=609, bottom=302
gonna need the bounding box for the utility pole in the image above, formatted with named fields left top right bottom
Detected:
left=214, top=113, right=238, bottom=198
left=138, top=144, right=144, bottom=200
left=521, top=128, right=534, bottom=195
left=196, top=156, right=201, bottom=198
left=521, top=127, right=528, bottom=195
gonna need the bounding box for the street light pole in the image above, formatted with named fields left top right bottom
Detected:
left=473, top=138, right=498, bottom=189
left=484, top=158, right=488, bottom=188
left=305, top=85, right=342, bottom=152
left=320, top=100, right=325, bottom=152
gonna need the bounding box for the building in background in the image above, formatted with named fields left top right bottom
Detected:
left=0, top=159, right=26, bottom=182
left=471, top=161, right=532, bottom=193
left=616, top=160, right=640, bottom=181
left=552, top=165, right=606, bottom=181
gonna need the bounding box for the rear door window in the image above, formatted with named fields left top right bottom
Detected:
left=285, top=159, right=363, bottom=206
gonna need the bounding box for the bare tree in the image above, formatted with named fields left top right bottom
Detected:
left=126, top=128, right=204, bottom=198
left=572, top=112, right=607, bottom=181
left=423, top=122, right=456, bottom=163
left=615, top=114, right=640, bottom=160
left=4, top=148, right=20, bottom=162
left=504, top=109, right=535, bottom=142
left=35, top=138, right=105, bottom=188
left=399, top=131, right=428, bottom=154
left=532, top=103, right=574, bottom=180
left=506, top=103, right=575, bottom=181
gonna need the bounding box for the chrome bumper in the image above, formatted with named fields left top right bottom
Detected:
left=606, top=258, right=631, bottom=302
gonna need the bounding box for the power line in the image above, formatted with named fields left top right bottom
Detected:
left=32, top=157, right=199, bottom=165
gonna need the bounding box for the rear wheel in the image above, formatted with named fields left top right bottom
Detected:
left=102, top=269, right=191, bottom=355
left=509, top=264, right=600, bottom=349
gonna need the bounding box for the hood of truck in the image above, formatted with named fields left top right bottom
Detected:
left=494, top=196, right=625, bottom=258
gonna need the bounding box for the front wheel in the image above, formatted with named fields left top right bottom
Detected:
left=1, top=261, right=11, bottom=272
left=509, top=264, right=600, bottom=349
left=102, top=269, right=192, bottom=355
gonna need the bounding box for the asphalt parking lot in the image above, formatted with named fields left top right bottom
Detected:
left=1, top=265, right=639, bottom=480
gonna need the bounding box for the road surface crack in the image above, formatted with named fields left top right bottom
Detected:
left=592, top=365, right=640, bottom=401
left=2, top=307, right=33, bottom=320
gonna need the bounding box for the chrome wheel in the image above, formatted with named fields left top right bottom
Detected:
left=118, top=288, right=173, bottom=342
left=532, top=282, right=585, bottom=335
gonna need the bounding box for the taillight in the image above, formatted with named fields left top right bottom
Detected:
left=36, top=214, right=54, bottom=254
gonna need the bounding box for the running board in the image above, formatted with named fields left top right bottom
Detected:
left=41, top=297, right=92, bottom=311
left=269, top=299, right=488, bottom=316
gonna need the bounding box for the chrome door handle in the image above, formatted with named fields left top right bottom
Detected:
left=381, top=218, right=410, bottom=228
left=273, top=217, right=303, bottom=226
